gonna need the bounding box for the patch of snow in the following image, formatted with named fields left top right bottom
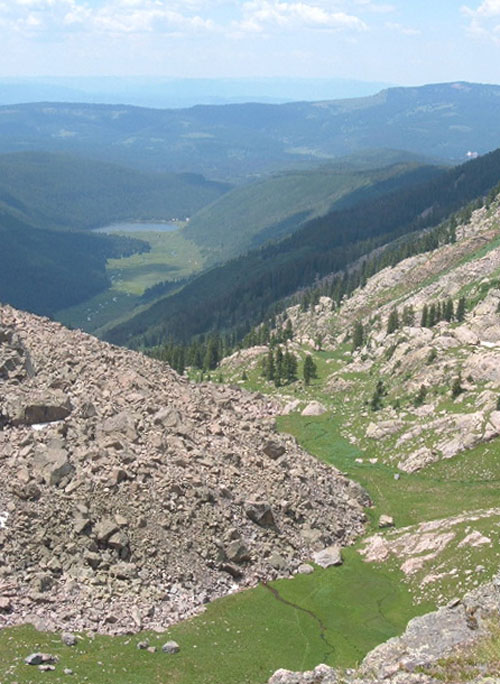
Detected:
left=480, top=340, right=498, bottom=348
left=0, top=511, right=9, bottom=529
left=31, top=421, right=62, bottom=431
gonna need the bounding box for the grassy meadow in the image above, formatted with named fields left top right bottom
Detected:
left=56, top=228, right=203, bottom=333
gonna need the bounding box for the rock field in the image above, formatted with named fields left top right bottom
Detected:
left=0, top=304, right=367, bottom=634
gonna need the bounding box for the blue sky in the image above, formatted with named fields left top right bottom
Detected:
left=1, top=0, right=500, bottom=84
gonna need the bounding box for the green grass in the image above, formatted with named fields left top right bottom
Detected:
left=56, top=290, right=141, bottom=333
left=55, top=229, right=203, bottom=332
left=0, top=551, right=430, bottom=684
left=106, top=230, right=203, bottom=295
left=278, top=412, right=500, bottom=530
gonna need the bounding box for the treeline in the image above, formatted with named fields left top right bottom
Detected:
left=105, top=148, right=500, bottom=351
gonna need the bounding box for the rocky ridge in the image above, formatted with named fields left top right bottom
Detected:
left=0, top=304, right=367, bottom=634
left=239, top=197, right=500, bottom=474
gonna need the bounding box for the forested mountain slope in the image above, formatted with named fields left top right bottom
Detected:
left=0, top=206, right=147, bottom=315
left=0, top=152, right=229, bottom=231
left=104, top=148, right=500, bottom=348
left=184, top=152, right=440, bottom=264
left=0, top=82, right=499, bottom=180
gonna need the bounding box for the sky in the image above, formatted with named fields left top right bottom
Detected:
left=1, top=0, right=500, bottom=85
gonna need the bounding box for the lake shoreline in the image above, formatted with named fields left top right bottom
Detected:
left=94, top=220, right=182, bottom=234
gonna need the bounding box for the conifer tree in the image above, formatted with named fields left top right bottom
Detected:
left=444, top=298, right=454, bottom=322
left=284, top=319, right=294, bottom=341
left=283, top=350, right=298, bottom=383
left=402, top=305, right=415, bottom=327
left=414, top=384, right=427, bottom=407
left=352, top=321, right=364, bottom=351
left=370, top=379, right=386, bottom=411
left=451, top=373, right=463, bottom=398
left=203, top=336, right=220, bottom=371
left=421, top=304, right=429, bottom=328
left=303, top=354, right=317, bottom=386
left=456, top=296, right=466, bottom=322
left=428, top=303, right=437, bottom=328
left=275, top=347, right=284, bottom=387
left=387, top=308, right=399, bottom=335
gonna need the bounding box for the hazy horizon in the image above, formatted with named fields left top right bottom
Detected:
left=0, top=2, right=499, bottom=87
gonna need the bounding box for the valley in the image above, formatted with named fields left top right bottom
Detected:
left=3, top=81, right=500, bottom=684
left=3, top=199, right=500, bottom=682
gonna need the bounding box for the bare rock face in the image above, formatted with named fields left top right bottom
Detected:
left=0, top=304, right=368, bottom=635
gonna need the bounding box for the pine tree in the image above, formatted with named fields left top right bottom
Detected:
left=284, top=319, right=294, bottom=341
left=428, top=303, right=437, bottom=328
left=283, top=350, right=298, bottom=383
left=264, top=351, right=275, bottom=382
left=352, top=321, right=364, bottom=351
left=414, top=384, right=427, bottom=407
left=444, top=298, right=454, bottom=322
left=274, top=347, right=284, bottom=387
left=203, top=336, right=220, bottom=371
left=387, top=308, right=400, bottom=335
left=451, top=373, right=463, bottom=398
left=402, top=305, right=415, bottom=327
left=421, top=304, right=429, bottom=328
left=456, top=296, right=466, bottom=322
left=370, top=379, right=386, bottom=411
left=303, top=355, right=317, bottom=386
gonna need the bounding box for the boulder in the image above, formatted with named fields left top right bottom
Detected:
left=162, top=641, right=180, bottom=654
left=297, top=564, right=314, bottom=575
left=245, top=501, right=276, bottom=528
left=94, top=518, right=120, bottom=544
left=379, top=515, right=395, bottom=529
left=33, top=447, right=74, bottom=486
left=61, top=632, right=77, bottom=647
left=25, top=653, right=58, bottom=666
left=301, top=401, right=327, bottom=417
left=312, top=545, right=343, bottom=569
left=225, top=539, right=251, bottom=564
left=263, top=441, right=286, bottom=460
left=11, top=392, right=72, bottom=426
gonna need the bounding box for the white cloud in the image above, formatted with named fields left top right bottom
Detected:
left=353, top=0, right=395, bottom=13
left=462, top=1, right=500, bottom=40
left=385, top=21, right=420, bottom=36
left=0, top=0, right=217, bottom=36
left=235, top=0, right=367, bottom=35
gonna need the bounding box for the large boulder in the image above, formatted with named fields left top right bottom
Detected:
left=32, top=447, right=75, bottom=486
left=301, top=401, right=327, bottom=417
left=10, top=391, right=72, bottom=426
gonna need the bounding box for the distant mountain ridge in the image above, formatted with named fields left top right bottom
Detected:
left=0, top=76, right=392, bottom=108
left=0, top=82, right=499, bottom=181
